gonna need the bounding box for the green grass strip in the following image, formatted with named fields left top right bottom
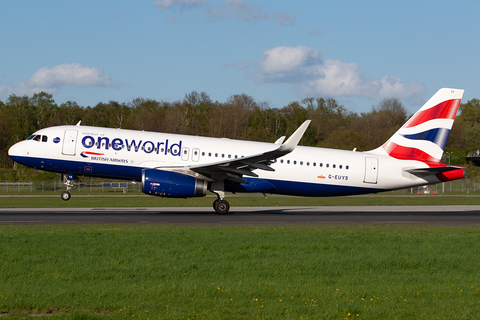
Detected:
left=1, top=224, right=480, bottom=319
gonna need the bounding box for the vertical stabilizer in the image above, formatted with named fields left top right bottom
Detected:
left=372, top=88, right=464, bottom=163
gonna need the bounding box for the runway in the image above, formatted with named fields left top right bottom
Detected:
left=1, top=206, right=480, bottom=225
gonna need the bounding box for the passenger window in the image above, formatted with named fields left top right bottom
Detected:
left=333, top=164, right=336, bottom=168
left=320, top=163, right=323, bottom=167
left=313, top=162, right=316, bottom=166
left=346, top=165, right=349, bottom=170
left=339, top=165, right=343, bottom=169
left=208, top=152, right=212, bottom=157
left=280, top=159, right=284, bottom=163
left=287, top=160, right=290, bottom=164
left=300, top=161, right=303, bottom=165
left=293, top=161, right=297, bottom=165
left=306, top=162, right=310, bottom=166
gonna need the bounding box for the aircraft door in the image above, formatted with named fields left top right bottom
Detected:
left=181, top=147, right=189, bottom=161
left=62, top=130, right=78, bottom=156
left=364, top=157, right=378, bottom=184
left=192, top=148, right=200, bottom=162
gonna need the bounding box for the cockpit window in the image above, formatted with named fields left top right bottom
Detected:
left=26, top=134, right=48, bottom=142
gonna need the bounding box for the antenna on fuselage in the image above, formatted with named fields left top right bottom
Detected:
left=76, top=121, right=82, bottom=126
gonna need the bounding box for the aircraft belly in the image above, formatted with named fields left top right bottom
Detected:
left=261, top=178, right=380, bottom=197
left=10, top=155, right=142, bottom=181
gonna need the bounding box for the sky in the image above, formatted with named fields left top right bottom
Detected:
left=1, top=0, right=479, bottom=114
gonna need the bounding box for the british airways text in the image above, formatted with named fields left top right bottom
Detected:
left=81, top=135, right=183, bottom=156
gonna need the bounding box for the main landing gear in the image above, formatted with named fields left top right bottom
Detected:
left=211, top=181, right=230, bottom=214
left=213, top=198, right=230, bottom=215
left=61, top=174, right=74, bottom=201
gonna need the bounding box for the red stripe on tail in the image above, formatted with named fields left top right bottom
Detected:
left=405, top=99, right=461, bottom=128
left=383, top=141, right=440, bottom=162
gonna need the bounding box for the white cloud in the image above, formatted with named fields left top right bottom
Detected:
left=154, top=0, right=295, bottom=25
left=308, top=28, right=322, bottom=36
left=0, top=63, right=114, bottom=99
left=235, top=45, right=426, bottom=105
left=153, top=0, right=207, bottom=12
left=272, top=12, right=296, bottom=26
left=206, top=0, right=269, bottom=22
left=257, top=45, right=323, bottom=82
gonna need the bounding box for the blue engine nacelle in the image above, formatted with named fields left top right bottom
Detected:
left=141, top=169, right=207, bottom=198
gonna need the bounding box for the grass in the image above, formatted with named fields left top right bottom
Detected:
left=1, top=193, right=480, bottom=208
left=1, top=224, right=480, bottom=319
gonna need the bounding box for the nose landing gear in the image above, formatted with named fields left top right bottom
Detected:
left=61, top=174, right=74, bottom=201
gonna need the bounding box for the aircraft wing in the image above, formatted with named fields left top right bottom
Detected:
left=164, top=120, right=310, bottom=183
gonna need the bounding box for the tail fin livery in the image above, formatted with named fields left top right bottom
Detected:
left=376, top=88, right=464, bottom=163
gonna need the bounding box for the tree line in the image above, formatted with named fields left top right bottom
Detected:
left=1, top=91, right=479, bottom=170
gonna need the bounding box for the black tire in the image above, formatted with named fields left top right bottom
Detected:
left=61, top=191, right=71, bottom=201
left=214, top=199, right=230, bottom=215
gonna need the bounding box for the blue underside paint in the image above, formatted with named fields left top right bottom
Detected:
left=11, top=155, right=143, bottom=181
left=11, top=155, right=380, bottom=197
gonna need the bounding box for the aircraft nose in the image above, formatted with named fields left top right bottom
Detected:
left=8, top=141, right=25, bottom=158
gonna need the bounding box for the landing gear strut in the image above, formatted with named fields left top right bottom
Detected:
left=61, top=174, right=74, bottom=201
left=211, top=181, right=230, bottom=214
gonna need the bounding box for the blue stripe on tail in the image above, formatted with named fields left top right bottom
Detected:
left=400, top=128, right=450, bottom=150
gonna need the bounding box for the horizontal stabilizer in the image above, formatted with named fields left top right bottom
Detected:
left=405, top=166, right=463, bottom=175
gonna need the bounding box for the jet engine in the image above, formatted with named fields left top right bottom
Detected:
left=141, top=169, right=207, bottom=198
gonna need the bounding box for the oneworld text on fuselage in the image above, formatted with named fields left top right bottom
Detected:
left=81, top=135, right=183, bottom=156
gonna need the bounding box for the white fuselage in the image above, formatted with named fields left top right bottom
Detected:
left=8, top=125, right=447, bottom=197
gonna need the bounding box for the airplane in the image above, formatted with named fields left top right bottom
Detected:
left=8, top=88, right=465, bottom=214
